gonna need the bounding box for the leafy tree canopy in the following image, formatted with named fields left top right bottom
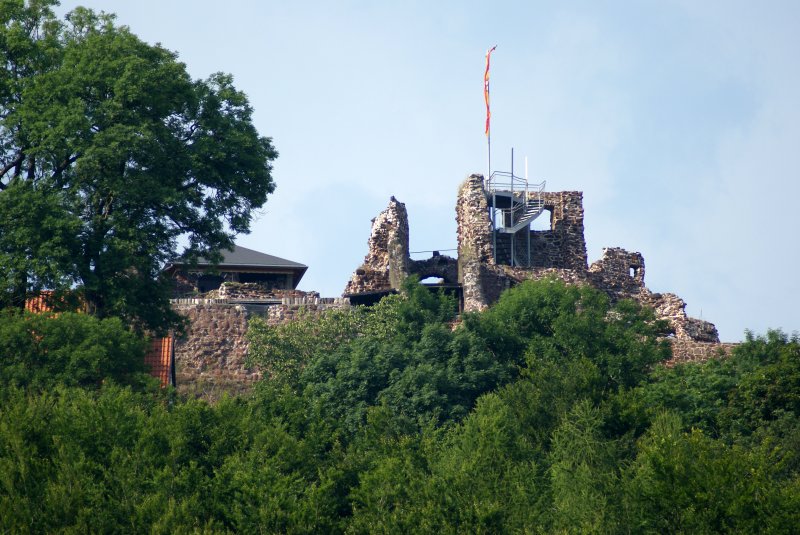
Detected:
left=248, top=278, right=670, bottom=439
left=1, top=278, right=800, bottom=532
left=0, top=1, right=277, bottom=332
left=0, top=308, right=151, bottom=390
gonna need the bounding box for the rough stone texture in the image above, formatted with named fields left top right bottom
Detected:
left=173, top=298, right=349, bottom=400
left=460, top=181, right=722, bottom=346
left=667, top=339, right=737, bottom=366
left=457, top=174, right=497, bottom=311
left=268, top=288, right=322, bottom=300
left=206, top=282, right=319, bottom=301
left=410, top=254, right=458, bottom=284
left=491, top=191, right=586, bottom=270
left=173, top=303, right=260, bottom=400
left=457, top=174, right=495, bottom=265
left=638, top=291, right=720, bottom=342
left=501, top=266, right=591, bottom=286
left=588, top=247, right=645, bottom=299
left=456, top=179, right=590, bottom=311
left=524, top=191, right=588, bottom=270
left=345, top=196, right=411, bottom=294
left=265, top=297, right=350, bottom=326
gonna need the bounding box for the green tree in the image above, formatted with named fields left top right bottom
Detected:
left=0, top=309, right=150, bottom=390
left=622, top=411, right=800, bottom=533
left=548, top=400, right=620, bottom=532
left=249, top=280, right=512, bottom=435
left=635, top=330, right=800, bottom=444
left=0, top=2, right=277, bottom=332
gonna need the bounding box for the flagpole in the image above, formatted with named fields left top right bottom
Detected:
left=484, top=45, right=497, bottom=182
left=484, top=45, right=497, bottom=262
left=488, top=123, right=492, bottom=180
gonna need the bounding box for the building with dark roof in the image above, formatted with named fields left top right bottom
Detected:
left=164, top=245, right=307, bottom=295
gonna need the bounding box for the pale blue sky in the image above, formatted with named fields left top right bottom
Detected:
left=55, top=1, right=799, bottom=341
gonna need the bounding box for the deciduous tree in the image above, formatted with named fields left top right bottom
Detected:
left=0, top=2, right=277, bottom=332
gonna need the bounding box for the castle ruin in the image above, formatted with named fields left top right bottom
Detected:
left=162, top=171, right=735, bottom=397
left=345, top=173, right=734, bottom=364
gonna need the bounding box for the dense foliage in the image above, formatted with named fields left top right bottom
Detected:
left=0, top=1, right=277, bottom=332
left=0, top=309, right=150, bottom=389
left=3, top=279, right=799, bottom=532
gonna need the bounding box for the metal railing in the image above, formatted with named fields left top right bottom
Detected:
left=487, top=170, right=546, bottom=232
left=487, top=170, right=546, bottom=267
left=510, top=180, right=545, bottom=230
left=487, top=170, right=528, bottom=197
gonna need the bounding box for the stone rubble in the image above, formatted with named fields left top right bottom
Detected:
left=206, top=282, right=320, bottom=301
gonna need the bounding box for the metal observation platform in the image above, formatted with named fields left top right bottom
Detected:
left=486, top=169, right=546, bottom=268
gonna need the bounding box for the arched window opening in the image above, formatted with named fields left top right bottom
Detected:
left=531, top=208, right=553, bottom=231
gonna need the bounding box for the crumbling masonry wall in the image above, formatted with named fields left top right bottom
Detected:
left=172, top=297, right=349, bottom=400
left=455, top=176, right=592, bottom=311
left=345, top=195, right=458, bottom=295
left=349, top=172, right=732, bottom=365
left=668, top=339, right=737, bottom=365
left=173, top=303, right=256, bottom=399
left=525, top=191, right=588, bottom=270
left=207, top=283, right=319, bottom=301
left=345, top=196, right=411, bottom=294
left=457, top=174, right=506, bottom=311
left=455, top=174, right=725, bottom=360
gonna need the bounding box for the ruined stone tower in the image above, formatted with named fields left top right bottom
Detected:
left=345, top=197, right=458, bottom=301
left=345, top=172, right=733, bottom=364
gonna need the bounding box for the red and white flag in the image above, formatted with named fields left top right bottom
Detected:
left=484, top=45, right=497, bottom=136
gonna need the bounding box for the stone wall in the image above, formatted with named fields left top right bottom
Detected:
left=525, top=191, right=588, bottom=270
left=171, top=296, right=731, bottom=401
left=344, top=196, right=461, bottom=293
left=344, top=196, right=410, bottom=294
left=173, top=297, right=349, bottom=400
left=667, top=339, right=737, bottom=366
left=456, top=179, right=589, bottom=311
left=173, top=303, right=258, bottom=399
left=409, top=253, right=458, bottom=284
left=457, top=174, right=498, bottom=311
left=339, top=170, right=737, bottom=366
left=265, top=297, right=350, bottom=325
left=175, top=164, right=738, bottom=398
left=588, top=247, right=645, bottom=298
left=634, top=291, right=719, bottom=342
left=457, top=174, right=495, bottom=266
left=457, top=178, right=722, bottom=345
left=207, top=282, right=319, bottom=301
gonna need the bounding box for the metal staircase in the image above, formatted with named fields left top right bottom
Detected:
left=499, top=197, right=546, bottom=234
left=486, top=169, right=546, bottom=267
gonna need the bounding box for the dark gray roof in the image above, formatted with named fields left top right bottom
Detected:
left=218, top=245, right=306, bottom=269
left=175, top=245, right=307, bottom=270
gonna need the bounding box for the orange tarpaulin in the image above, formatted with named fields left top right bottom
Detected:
left=24, top=291, right=56, bottom=313
left=144, top=336, right=174, bottom=387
